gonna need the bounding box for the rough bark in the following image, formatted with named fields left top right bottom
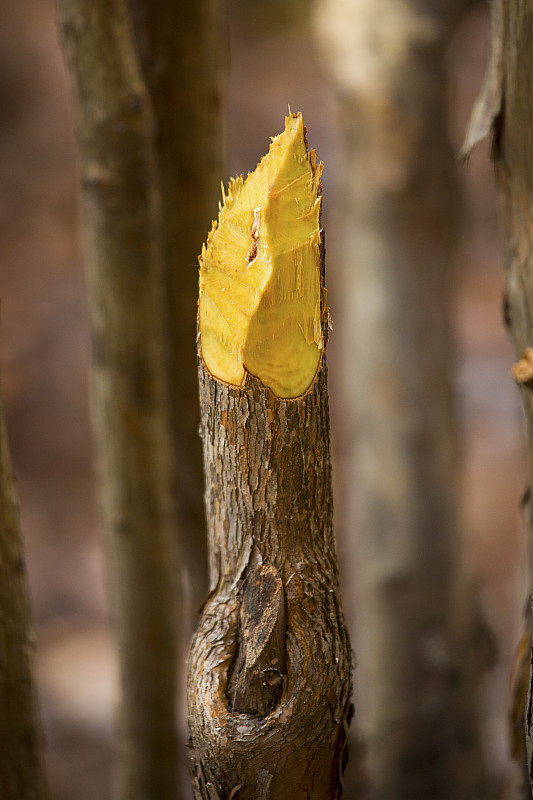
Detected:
left=486, top=1, right=533, bottom=794
left=56, top=3, right=180, bottom=799
left=0, top=384, right=47, bottom=800
left=188, top=115, right=352, bottom=797
left=187, top=356, right=352, bottom=799
left=314, top=1, right=491, bottom=798
left=128, top=0, right=226, bottom=615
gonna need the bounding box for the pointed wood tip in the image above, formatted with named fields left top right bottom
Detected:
left=198, top=113, right=324, bottom=399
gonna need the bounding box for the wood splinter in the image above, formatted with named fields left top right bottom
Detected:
left=187, top=113, right=352, bottom=799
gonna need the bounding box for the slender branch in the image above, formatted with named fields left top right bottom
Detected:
left=0, top=383, right=47, bottom=800
left=492, top=2, right=533, bottom=795
left=56, top=2, right=180, bottom=798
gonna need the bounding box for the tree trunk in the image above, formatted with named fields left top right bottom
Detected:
left=0, top=383, right=46, bottom=800
left=57, top=3, right=180, bottom=799
left=128, top=0, right=226, bottom=617
left=187, top=114, right=353, bottom=798
left=483, top=0, right=533, bottom=794
left=314, top=2, right=492, bottom=798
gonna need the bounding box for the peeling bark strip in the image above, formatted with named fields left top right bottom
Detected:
left=0, top=387, right=46, bottom=800
left=461, top=0, right=504, bottom=159
left=187, top=116, right=352, bottom=799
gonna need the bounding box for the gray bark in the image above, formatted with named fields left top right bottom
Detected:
left=314, top=1, right=492, bottom=797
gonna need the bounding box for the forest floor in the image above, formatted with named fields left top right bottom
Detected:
left=0, top=3, right=525, bottom=798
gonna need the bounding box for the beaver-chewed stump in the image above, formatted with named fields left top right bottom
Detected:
left=187, top=113, right=353, bottom=800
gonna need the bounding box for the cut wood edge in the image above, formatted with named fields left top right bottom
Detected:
left=198, top=112, right=324, bottom=400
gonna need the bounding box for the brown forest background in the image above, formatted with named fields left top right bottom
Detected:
left=0, top=2, right=525, bottom=798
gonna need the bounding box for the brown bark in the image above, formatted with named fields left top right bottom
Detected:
left=314, top=1, right=492, bottom=798
left=0, top=384, right=47, bottom=799
left=187, top=230, right=352, bottom=797
left=486, top=1, right=533, bottom=794
left=128, top=0, right=226, bottom=616
left=56, top=3, right=180, bottom=799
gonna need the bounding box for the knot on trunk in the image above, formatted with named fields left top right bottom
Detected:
left=226, top=564, right=286, bottom=717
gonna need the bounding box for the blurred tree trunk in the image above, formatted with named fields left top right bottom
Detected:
left=0, top=382, right=46, bottom=799
left=128, top=0, right=226, bottom=619
left=483, top=0, right=533, bottom=795
left=314, top=1, right=492, bottom=798
left=57, top=1, right=181, bottom=799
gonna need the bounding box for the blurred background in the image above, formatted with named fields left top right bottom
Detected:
left=0, top=1, right=526, bottom=798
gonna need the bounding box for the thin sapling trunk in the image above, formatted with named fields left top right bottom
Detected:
left=187, top=113, right=353, bottom=799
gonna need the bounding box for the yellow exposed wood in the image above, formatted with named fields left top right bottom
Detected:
left=198, top=113, right=323, bottom=399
